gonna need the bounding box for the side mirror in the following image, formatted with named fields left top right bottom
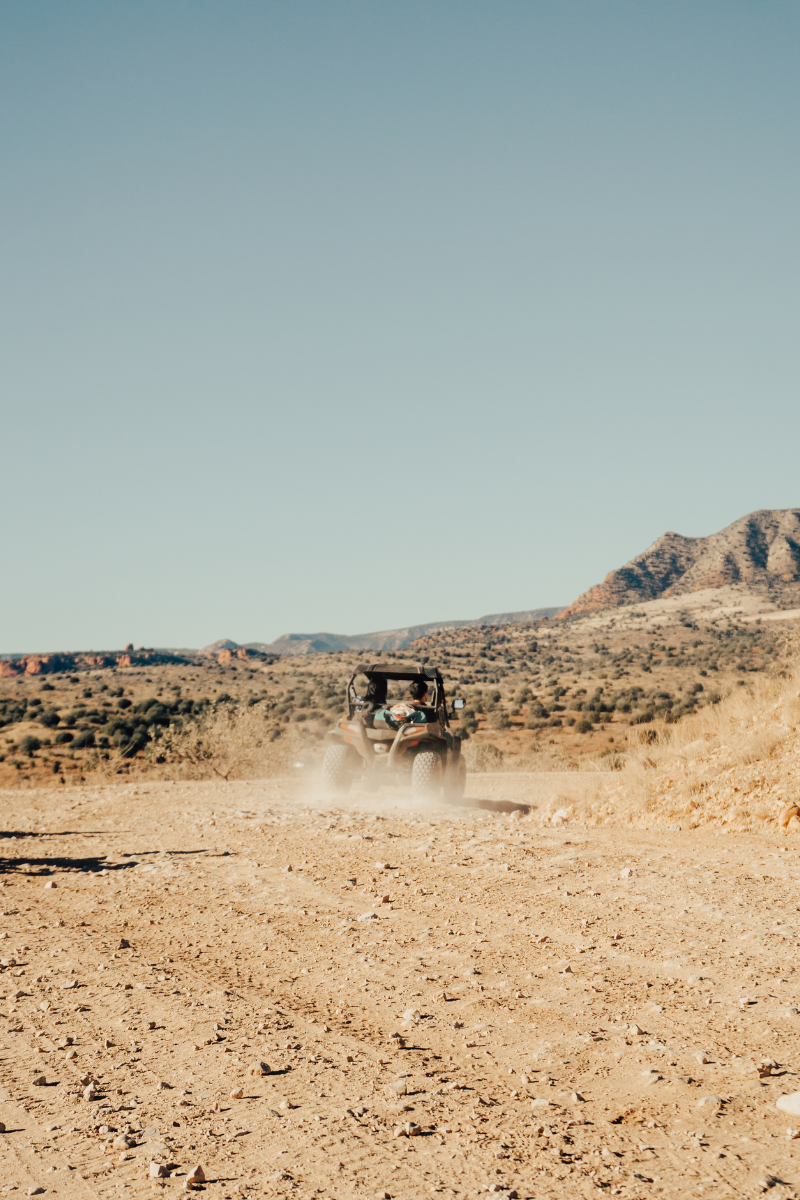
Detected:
left=453, top=699, right=465, bottom=710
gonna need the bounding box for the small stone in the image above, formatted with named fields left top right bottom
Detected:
left=387, top=1080, right=407, bottom=1096
left=149, top=1161, right=169, bottom=1179
left=118, top=939, right=131, bottom=950
left=248, top=1061, right=271, bottom=1076
left=156, top=1080, right=171, bottom=1090
left=112, top=1134, right=135, bottom=1150
left=186, top=1165, right=206, bottom=1187
left=147, top=1021, right=156, bottom=1030
left=0, top=1121, right=6, bottom=1132
left=619, top=867, right=632, bottom=879
left=375, top=862, right=388, bottom=870
left=402, top=1008, right=420, bottom=1023
left=230, top=1088, right=244, bottom=1099
left=118, top=1153, right=129, bottom=1164
left=66, top=1048, right=78, bottom=1060
left=777, top=1092, right=800, bottom=1117
left=561, top=964, right=574, bottom=975
left=27, top=1188, right=45, bottom=1196
left=44, top=881, right=56, bottom=889
left=393, top=1121, right=421, bottom=1138
left=375, top=1193, right=391, bottom=1199
left=83, top=1083, right=97, bottom=1100
left=570, top=1092, right=584, bottom=1103
left=786, top=1008, right=800, bottom=1018
left=32, top=1075, right=47, bottom=1087
left=358, top=912, right=377, bottom=922
left=629, top=1024, right=644, bottom=1036
left=697, top=1095, right=722, bottom=1108
left=695, top=1051, right=711, bottom=1064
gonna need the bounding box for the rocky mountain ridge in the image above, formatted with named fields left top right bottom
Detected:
left=559, top=508, right=800, bottom=619
left=204, top=607, right=564, bottom=658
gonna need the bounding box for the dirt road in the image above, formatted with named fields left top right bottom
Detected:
left=1, top=775, right=800, bottom=1199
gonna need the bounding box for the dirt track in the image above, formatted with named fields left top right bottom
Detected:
left=2, top=775, right=800, bottom=1200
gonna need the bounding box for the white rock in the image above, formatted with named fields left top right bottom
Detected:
left=402, top=1008, right=421, bottom=1023
left=149, top=1162, right=168, bottom=1179
left=44, top=881, right=56, bottom=889
left=387, top=1080, right=407, bottom=1096
left=230, top=1088, right=244, bottom=1099
left=786, top=1007, right=800, bottom=1017
left=186, top=1165, right=205, bottom=1184
left=358, top=912, right=378, bottom=922
left=629, top=1024, right=644, bottom=1036
left=777, top=1093, right=800, bottom=1117
left=697, top=1095, right=722, bottom=1107
left=619, top=867, right=632, bottom=879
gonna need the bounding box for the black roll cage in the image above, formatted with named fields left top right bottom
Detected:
left=346, top=663, right=448, bottom=722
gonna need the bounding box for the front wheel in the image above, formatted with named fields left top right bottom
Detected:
left=411, top=750, right=443, bottom=798
left=321, top=744, right=359, bottom=794
left=444, top=754, right=467, bottom=801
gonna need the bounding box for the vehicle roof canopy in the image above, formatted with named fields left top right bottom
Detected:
left=354, top=663, right=442, bottom=682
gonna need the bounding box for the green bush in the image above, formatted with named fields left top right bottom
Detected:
left=72, top=730, right=96, bottom=749
left=39, top=709, right=60, bottom=728
left=20, top=735, right=41, bottom=756
left=55, top=731, right=73, bottom=744
left=575, top=717, right=593, bottom=733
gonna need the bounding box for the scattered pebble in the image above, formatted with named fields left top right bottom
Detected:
left=248, top=1061, right=271, bottom=1076
left=230, top=1088, right=244, bottom=1099
left=149, top=1162, right=169, bottom=1179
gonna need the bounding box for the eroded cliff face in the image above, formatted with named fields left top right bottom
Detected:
left=559, top=508, right=800, bottom=618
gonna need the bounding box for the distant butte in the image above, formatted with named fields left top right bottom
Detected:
left=558, top=507, right=800, bottom=619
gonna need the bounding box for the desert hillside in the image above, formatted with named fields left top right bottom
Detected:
left=560, top=509, right=800, bottom=619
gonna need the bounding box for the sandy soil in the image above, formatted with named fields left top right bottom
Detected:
left=2, top=774, right=800, bottom=1200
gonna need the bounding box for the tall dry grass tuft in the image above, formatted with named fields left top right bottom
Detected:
left=147, top=701, right=310, bottom=781
left=573, top=646, right=800, bottom=831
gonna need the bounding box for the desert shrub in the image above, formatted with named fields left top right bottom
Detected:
left=40, top=682, right=54, bottom=691
left=55, top=731, right=73, bottom=744
left=488, top=710, right=510, bottom=730
left=465, top=741, right=505, bottom=772
left=576, top=717, right=594, bottom=734
left=72, top=730, right=96, bottom=749
left=39, top=709, right=60, bottom=728
left=151, top=700, right=307, bottom=781
left=20, top=735, right=41, bottom=755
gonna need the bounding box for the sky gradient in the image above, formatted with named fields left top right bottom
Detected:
left=2, top=2, right=800, bottom=651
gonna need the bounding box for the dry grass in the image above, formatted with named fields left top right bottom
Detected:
left=562, top=661, right=800, bottom=831
left=147, top=701, right=311, bottom=781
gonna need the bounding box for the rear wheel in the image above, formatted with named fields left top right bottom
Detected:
left=322, top=744, right=359, bottom=794
left=411, top=749, right=443, bottom=798
left=444, top=754, right=467, bottom=801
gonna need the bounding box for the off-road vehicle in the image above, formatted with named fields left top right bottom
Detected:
left=321, top=663, right=466, bottom=799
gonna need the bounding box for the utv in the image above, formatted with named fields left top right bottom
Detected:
left=321, top=663, right=467, bottom=799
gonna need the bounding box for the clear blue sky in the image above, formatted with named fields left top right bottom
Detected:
left=2, top=2, right=799, bottom=651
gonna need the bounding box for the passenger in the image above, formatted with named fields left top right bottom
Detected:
left=405, top=680, right=429, bottom=707
left=381, top=679, right=429, bottom=728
